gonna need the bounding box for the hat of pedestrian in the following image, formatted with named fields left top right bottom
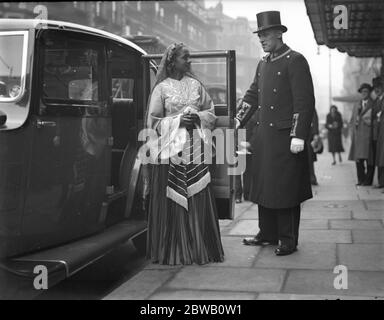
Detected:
left=253, top=11, right=287, bottom=34
left=372, top=76, right=383, bottom=88
left=358, top=83, right=373, bottom=93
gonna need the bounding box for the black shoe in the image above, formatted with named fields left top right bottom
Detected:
left=311, top=180, right=318, bottom=186
left=373, top=185, right=384, bottom=189
left=242, top=237, right=278, bottom=246
left=274, top=245, right=297, bottom=256
left=362, top=182, right=372, bottom=186
left=356, top=182, right=363, bottom=186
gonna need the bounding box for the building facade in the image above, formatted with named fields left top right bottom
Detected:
left=1, top=1, right=261, bottom=94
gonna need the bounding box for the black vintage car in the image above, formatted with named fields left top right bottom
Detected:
left=0, top=19, right=238, bottom=296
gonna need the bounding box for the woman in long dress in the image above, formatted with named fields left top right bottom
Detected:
left=143, top=43, right=224, bottom=265
left=325, top=105, right=344, bottom=165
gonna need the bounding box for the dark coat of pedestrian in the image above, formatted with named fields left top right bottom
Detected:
left=348, top=97, right=374, bottom=161
left=348, top=83, right=374, bottom=185
left=369, top=76, right=384, bottom=187
left=326, top=106, right=344, bottom=153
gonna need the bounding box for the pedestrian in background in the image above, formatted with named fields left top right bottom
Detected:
left=348, top=83, right=374, bottom=186
left=326, top=105, right=344, bottom=165
left=145, top=43, right=224, bottom=265
left=372, top=76, right=384, bottom=189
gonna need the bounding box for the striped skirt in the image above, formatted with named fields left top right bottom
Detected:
left=146, top=164, right=225, bottom=265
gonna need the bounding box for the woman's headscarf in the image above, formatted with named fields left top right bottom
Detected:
left=144, top=43, right=205, bottom=128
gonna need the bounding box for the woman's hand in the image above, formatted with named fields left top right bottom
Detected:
left=187, top=113, right=201, bottom=126
left=180, top=114, right=194, bottom=130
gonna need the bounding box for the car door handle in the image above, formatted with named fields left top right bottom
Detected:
left=36, top=120, right=57, bottom=128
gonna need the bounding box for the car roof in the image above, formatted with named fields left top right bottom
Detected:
left=0, top=19, right=147, bottom=55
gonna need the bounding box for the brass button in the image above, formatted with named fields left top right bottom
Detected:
left=270, top=106, right=274, bottom=110
left=258, top=88, right=261, bottom=92
left=258, top=105, right=261, bottom=109
left=256, top=121, right=260, bottom=125
left=269, top=123, right=274, bottom=127
left=277, top=71, right=281, bottom=75
left=286, top=55, right=290, bottom=59
left=257, top=72, right=261, bottom=76
left=273, top=88, right=277, bottom=93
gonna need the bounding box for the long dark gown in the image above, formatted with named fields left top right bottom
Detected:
left=145, top=76, right=224, bottom=265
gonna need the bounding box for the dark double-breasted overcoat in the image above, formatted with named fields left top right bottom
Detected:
left=236, top=44, right=315, bottom=209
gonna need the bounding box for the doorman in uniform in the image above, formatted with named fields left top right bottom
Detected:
left=235, top=11, right=315, bottom=256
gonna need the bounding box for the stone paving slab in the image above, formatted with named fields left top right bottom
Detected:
left=338, top=244, right=384, bottom=271
left=299, top=230, right=352, bottom=243
left=234, top=202, right=255, bottom=217
left=104, top=269, right=178, bottom=300
left=165, top=266, right=286, bottom=293
left=257, top=293, right=383, bottom=300
left=352, top=230, right=384, bottom=243
left=300, top=219, right=329, bottom=229
left=239, top=208, right=259, bottom=220
left=149, top=289, right=257, bottom=300
left=284, top=270, right=384, bottom=298
left=228, top=220, right=259, bottom=236
left=253, top=243, right=336, bottom=270
left=313, top=194, right=359, bottom=201
left=330, top=219, right=383, bottom=230
left=357, top=193, right=384, bottom=201
left=352, top=210, right=384, bottom=220
left=364, top=200, right=384, bottom=211
left=301, top=210, right=352, bottom=220
left=235, top=218, right=329, bottom=230
left=303, top=200, right=365, bottom=211
left=202, top=236, right=260, bottom=268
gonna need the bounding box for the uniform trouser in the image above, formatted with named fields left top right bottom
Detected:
left=258, top=205, right=301, bottom=248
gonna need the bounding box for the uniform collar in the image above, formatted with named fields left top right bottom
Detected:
left=262, top=44, right=291, bottom=62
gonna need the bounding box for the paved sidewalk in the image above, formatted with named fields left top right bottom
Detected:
left=105, top=150, right=384, bottom=300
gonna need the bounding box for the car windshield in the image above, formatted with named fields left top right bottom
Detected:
left=0, top=32, right=27, bottom=103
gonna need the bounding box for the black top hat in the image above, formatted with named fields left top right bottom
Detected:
left=372, top=76, right=383, bottom=88
left=358, top=83, right=373, bottom=93
left=253, top=11, right=287, bottom=34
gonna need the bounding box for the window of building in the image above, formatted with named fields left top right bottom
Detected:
left=155, top=2, right=159, bottom=16
left=112, top=1, right=116, bottom=23
left=96, top=2, right=101, bottom=17
left=137, top=1, right=141, bottom=11
left=178, top=19, right=183, bottom=32
left=124, top=25, right=131, bottom=36
left=174, top=14, right=178, bottom=30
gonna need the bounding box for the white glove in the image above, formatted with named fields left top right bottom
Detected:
left=235, top=118, right=241, bottom=129
left=290, top=138, right=304, bottom=154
